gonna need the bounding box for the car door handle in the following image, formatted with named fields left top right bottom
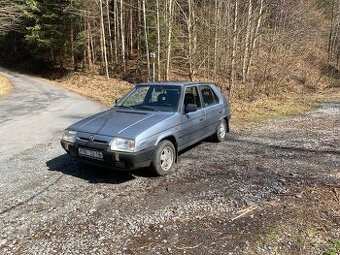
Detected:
left=200, top=117, right=204, bottom=121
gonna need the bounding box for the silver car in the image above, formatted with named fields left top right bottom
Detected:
left=61, top=82, right=231, bottom=176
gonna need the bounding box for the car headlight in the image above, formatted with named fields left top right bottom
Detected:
left=62, top=130, right=77, bottom=143
left=109, top=138, right=135, bottom=153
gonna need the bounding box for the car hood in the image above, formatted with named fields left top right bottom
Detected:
left=69, top=108, right=173, bottom=138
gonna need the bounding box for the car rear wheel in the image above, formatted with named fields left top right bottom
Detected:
left=213, top=119, right=228, bottom=142
left=151, top=140, right=176, bottom=176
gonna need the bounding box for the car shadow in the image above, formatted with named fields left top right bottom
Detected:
left=46, top=154, right=135, bottom=184
left=46, top=138, right=218, bottom=182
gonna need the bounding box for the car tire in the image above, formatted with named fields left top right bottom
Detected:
left=151, top=140, right=176, bottom=176
left=213, top=119, right=228, bottom=142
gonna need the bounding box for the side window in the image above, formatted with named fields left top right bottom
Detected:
left=184, top=86, right=201, bottom=108
left=211, top=87, right=220, bottom=103
left=199, top=85, right=219, bottom=107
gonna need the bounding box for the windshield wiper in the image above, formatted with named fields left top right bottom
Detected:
left=133, top=106, right=160, bottom=112
left=116, top=105, right=134, bottom=110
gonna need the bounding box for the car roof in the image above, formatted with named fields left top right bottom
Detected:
left=136, top=81, right=215, bottom=87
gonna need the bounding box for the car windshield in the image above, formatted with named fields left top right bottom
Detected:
left=117, top=85, right=181, bottom=112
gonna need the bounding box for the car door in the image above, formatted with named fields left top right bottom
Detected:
left=198, top=84, right=222, bottom=135
left=178, top=85, right=206, bottom=150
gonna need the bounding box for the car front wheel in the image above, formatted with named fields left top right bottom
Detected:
left=214, top=119, right=228, bottom=142
left=151, top=140, right=176, bottom=176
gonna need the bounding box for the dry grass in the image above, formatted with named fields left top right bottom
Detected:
left=231, top=89, right=340, bottom=122
left=56, top=73, right=133, bottom=106
left=52, top=72, right=340, bottom=122
left=232, top=97, right=317, bottom=122
left=0, top=75, right=12, bottom=97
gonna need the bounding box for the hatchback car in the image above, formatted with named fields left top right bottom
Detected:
left=61, top=82, right=231, bottom=175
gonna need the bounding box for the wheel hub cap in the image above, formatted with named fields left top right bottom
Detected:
left=219, top=123, right=226, bottom=138
left=160, top=146, right=174, bottom=171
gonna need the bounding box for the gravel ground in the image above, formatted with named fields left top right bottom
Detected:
left=0, top=69, right=339, bottom=254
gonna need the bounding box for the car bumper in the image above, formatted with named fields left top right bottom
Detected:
left=60, top=141, right=155, bottom=171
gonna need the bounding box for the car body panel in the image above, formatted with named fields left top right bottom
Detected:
left=69, top=109, right=170, bottom=138
left=178, top=108, right=206, bottom=150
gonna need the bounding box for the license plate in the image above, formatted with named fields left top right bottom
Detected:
left=78, top=148, right=104, bottom=160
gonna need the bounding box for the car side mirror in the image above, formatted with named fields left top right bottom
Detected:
left=114, top=98, right=121, bottom=105
left=185, top=104, right=197, bottom=113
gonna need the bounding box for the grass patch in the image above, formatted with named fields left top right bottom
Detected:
left=233, top=98, right=318, bottom=122
left=0, top=75, right=12, bottom=97
left=324, top=240, right=340, bottom=255
left=231, top=89, right=340, bottom=122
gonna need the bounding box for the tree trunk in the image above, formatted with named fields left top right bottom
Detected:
left=242, top=0, right=253, bottom=82
left=187, top=0, right=197, bottom=81
left=213, top=0, right=220, bottom=78
left=113, top=0, right=118, bottom=64
left=142, top=0, right=150, bottom=81
left=100, top=0, right=109, bottom=79
left=230, top=0, right=238, bottom=93
left=90, top=20, right=95, bottom=68
left=120, top=0, right=126, bottom=72
left=106, top=0, right=114, bottom=64
left=328, top=0, right=335, bottom=61
left=156, top=0, right=161, bottom=81
left=137, top=0, right=141, bottom=59
left=246, top=0, right=264, bottom=79
left=129, top=7, right=133, bottom=57
left=86, top=10, right=93, bottom=71
left=70, top=18, right=75, bottom=70
left=165, top=0, right=174, bottom=81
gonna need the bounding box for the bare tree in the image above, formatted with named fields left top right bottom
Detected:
left=99, top=0, right=109, bottom=79
left=156, top=0, right=161, bottom=81
left=187, top=0, right=197, bottom=81
left=105, top=0, right=114, bottom=64
left=85, top=9, right=93, bottom=70
left=142, top=0, right=150, bottom=81
left=246, top=0, right=265, bottom=79
left=230, top=0, right=239, bottom=92
left=113, top=0, right=118, bottom=64
left=120, top=0, right=126, bottom=72
left=242, top=0, right=253, bottom=82
left=213, top=0, right=220, bottom=78
left=165, top=0, right=174, bottom=81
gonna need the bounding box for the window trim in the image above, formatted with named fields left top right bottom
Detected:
left=182, top=85, right=203, bottom=114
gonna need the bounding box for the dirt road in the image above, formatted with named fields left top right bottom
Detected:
left=0, top=69, right=339, bottom=254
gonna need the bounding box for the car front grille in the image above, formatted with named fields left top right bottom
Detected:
left=77, top=136, right=108, bottom=144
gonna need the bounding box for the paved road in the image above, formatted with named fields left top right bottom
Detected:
left=0, top=68, right=106, bottom=161
left=0, top=68, right=339, bottom=254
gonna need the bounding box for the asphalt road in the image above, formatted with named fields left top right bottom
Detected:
left=0, top=68, right=339, bottom=255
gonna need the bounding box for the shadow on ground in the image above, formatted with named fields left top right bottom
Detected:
left=46, top=154, right=136, bottom=184
left=46, top=140, right=208, bottom=182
